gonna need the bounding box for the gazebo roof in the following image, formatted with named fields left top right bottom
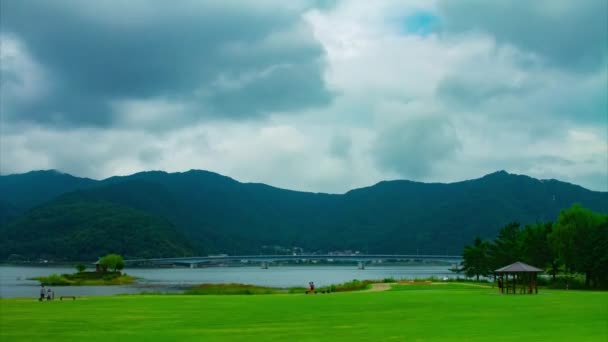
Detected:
left=495, top=261, right=543, bottom=273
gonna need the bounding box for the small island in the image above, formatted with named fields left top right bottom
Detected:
left=34, top=254, right=136, bottom=286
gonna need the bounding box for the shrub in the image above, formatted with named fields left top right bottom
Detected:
left=35, top=274, right=72, bottom=286
left=184, top=283, right=279, bottom=295
left=546, top=275, right=586, bottom=290
left=317, top=279, right=372, bottom=293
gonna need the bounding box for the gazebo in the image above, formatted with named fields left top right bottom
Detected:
left=495, top=261, right=543, bottom=294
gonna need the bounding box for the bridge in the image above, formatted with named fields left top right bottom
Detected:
left=125, top=254, right=463, bottom=269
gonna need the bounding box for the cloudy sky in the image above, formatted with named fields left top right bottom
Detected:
left=1, top=0, right=606, bottom=192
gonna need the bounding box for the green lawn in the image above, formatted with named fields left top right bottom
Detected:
left=1, top=284, right=606, bottom=341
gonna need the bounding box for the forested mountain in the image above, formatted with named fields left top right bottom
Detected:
left=0, top=200, right=21, bottom=226
left=0, top=170, right=96, bottom=215
left=0, top=195, right=194, bottom=261
left=1, top=169, right=606, bottom=261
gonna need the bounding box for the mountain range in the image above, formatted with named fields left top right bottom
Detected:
left=1, top=169, right=607, bottom=261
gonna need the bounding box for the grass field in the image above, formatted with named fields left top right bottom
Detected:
left=1, top=283, right=606, bottom=341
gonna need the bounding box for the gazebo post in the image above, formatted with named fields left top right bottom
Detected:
left=513, top=273, right=516, bottom=294
left=519, top=273, right=523, bottom=294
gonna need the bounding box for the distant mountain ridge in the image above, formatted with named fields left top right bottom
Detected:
left=1, top=169, right=607, bottom=261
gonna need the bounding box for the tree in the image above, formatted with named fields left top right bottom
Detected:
left=75, top=263, right=86, bottom=273
left=521, top=222, right=558, bottom=279
left=462, top=237, right=491, bottom=281
left=99, top=253, right=125, bottom=273
left=590, top=220, right=608, bottom=288
left=549, top=204, right=607, bottom=287
left=488, top=222, right=522, bottom=269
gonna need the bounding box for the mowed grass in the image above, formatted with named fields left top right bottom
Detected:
left=1, top=284, right=606, bottom=341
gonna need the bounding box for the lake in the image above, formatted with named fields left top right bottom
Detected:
left=0, top=265, right=457, bottom=298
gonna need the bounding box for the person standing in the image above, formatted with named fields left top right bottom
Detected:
left=498, top=276, right=504, bottom=294
left=47, top=288, right=52, bottom=301
left=39, top=285, right=45, bottom=301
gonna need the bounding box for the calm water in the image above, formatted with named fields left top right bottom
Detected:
left=0, top=265, right=455, bottom=298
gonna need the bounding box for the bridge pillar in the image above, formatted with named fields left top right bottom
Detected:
left=261, top=261, right=269, bottom=269
left=190, top=263, right=197, bottom=269
left=357, top=261, right=365, bottom=270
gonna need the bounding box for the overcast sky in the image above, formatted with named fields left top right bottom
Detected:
left=1, top=0, right=606, bottom=192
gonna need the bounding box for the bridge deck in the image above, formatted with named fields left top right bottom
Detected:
left=125, top=254, right=462, bottom=265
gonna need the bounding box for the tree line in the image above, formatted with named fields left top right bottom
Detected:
left=461, top=204, right=608, bottom=288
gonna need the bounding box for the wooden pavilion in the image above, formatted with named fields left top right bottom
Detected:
left=495, top=261, right=543, bottom=294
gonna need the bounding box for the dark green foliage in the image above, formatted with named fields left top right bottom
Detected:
left=488, top=222, right=522, bottom=269
left=0, top=196, right=194, bottom=261
left=0, top=200, right=22, bottom=226
left=521, top=222, right=558, bottom=279
left=549, top=205, right=608, bottom=287
left=464, top=204, right=608, bottom=288
left=0, top=170, right=96, bottom=211
left=461, top=237, right=491, bottom=281
left=75, top=263, right=86, bottom=273
left=1, top=169, right=607, bottom=260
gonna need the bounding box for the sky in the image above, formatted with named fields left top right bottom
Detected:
left=1, top=0, right=607, bottom=193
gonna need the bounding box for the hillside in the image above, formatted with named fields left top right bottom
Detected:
left=0, top=195, right=194, bottom=261
left=0, top=170, right=97, bottom=222
left=0, top=169, right=606, bottom=260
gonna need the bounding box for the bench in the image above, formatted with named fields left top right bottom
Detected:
left=60, top=296, right=76, bottom=301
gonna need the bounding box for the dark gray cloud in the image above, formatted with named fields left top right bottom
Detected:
left=1, top=1, right=606, bottom=193
left=138, top=147, right=163, bottom=164
left=329, top=134, right=352, bottom=158
left=438, top=0, right=608, bottom=72
left=373, top=116, right=461, bottom=179
left=0, top=0, right=332, bottom=128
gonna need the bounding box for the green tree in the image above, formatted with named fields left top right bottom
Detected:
left=75, top=263, right=86, bottom=273
left=488, top=222, right=522, bottom=269
left=462, top=237, right=491, bottom=281
left=521, top=222, right=558, bottom=279
left=549, top=204, right=607, bottom=287
left=590, top=220, right=608, bottom=288
left=99, top=253, right=125, bottom=273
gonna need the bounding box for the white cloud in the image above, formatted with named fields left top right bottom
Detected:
left=1, top=0, right=606, bottom=192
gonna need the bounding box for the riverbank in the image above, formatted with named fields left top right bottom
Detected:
left=1, top=265, right=458, bottom=298
left=2, top=284, right=606, bottom=341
